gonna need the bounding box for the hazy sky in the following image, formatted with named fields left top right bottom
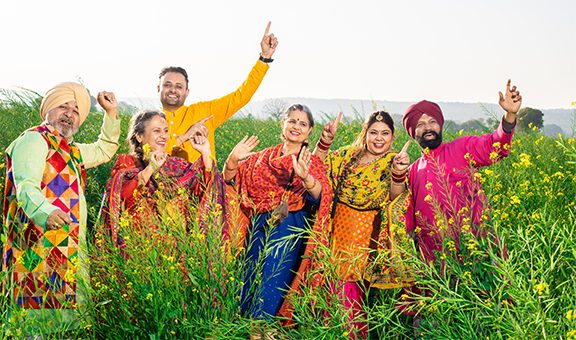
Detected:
left=1, top=0, right=574, bottom=109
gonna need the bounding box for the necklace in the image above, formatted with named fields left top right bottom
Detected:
left=357, top=153, right=382, bottom=167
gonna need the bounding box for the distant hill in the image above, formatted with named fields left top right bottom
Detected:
left=121, top=97, right=575, bottom=136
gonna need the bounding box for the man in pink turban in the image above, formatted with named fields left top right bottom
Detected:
left=2, top=82, right=120, bottom=331
left=402, top=80, right=522, bottom=264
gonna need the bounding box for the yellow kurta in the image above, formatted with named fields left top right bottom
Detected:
left=164, top=60, right=269, bottom=161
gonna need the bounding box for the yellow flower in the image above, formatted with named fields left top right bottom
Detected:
left=492, top=142, right=501, bottom=149
left=142, top=143, right=151, bottom=160
left=510, top=195, right=521, bottom=205
left=146, top=293, right=153, bottom=301
left=473, top=172, right=484, bottom=183
left=519, top=153, right=532, bottom=167
left=489, top=151, right=499, bottom=162
left=483, top=169, right=494, bottom=176
left=567, top=309, right=574, bottom=321
left=425, top=181, right=433, bottom=190
left=424, top=194, right=433, bottom=203
left=64, top=269, right=76, bottom=283
left=534, top=282, right=548, bottom=295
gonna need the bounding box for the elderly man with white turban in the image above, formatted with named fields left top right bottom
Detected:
left=2, top=82, right=120, bottom=330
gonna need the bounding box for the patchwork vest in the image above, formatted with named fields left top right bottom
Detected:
left=2, top=124, right=86, bottom=309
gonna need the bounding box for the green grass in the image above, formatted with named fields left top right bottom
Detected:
left=1, top=89, right=576, bottom=338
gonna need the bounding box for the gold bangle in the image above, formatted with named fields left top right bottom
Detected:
left=304, top=178, right=317, bottom=191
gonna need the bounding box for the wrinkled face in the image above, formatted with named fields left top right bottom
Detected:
left=158, top=72, right=189, bottom=111
left=281, top=110, right=312, bottom=144
left=415, top=113, right=442, bottom=149
left=137, top=115, right=169, bottom=152
left=45, top=100, right=80, bottom=139
left=365, top=121, right=393, bottom=156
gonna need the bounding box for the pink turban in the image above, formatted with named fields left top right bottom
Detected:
left=402, top=100, right=444, bottom=138
left=40, top=82, right=91, bottom=126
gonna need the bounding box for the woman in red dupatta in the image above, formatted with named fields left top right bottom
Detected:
left=102, top=110, right=226, bottom=248
left=223, top=104, right=333, bottom=323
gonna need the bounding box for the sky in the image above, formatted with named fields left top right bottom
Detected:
left=1, top=0, right=575, bottom=110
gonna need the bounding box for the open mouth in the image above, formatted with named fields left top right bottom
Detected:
left=59, top=118, right=73, bottom=128
left=423, top=132, right=437, bottom=140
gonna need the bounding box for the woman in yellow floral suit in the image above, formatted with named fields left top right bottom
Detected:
left=314, top=110, right=414, bottom=338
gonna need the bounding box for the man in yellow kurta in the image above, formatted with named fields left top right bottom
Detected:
left=160, top=22, right=279, bottom=162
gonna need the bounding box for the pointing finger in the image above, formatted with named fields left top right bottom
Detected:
left=197, top=115, right=213, bottom=125
left=334, top=111, right=343, bottom=130
left=263, top=21, right=271, bottom=37
left=400, top=140, right=412, bottom=154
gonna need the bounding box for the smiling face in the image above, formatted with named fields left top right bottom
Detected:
left=158, top=72, right=189, bottom=112
left=45, top=100, right=80, bottom=139
left=137, top=115, right=169, bottom=152
left=281, top=109, right=313, bottom=145
left=414, top=113, right=443, bottom=149
left=365, top=121, right=393, bottom=156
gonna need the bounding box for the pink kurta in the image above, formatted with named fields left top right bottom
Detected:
left=405, top=120, right=514, bottom=263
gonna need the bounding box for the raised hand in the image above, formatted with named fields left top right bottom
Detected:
left=190, top=135, right=211, bottom=156
left=498, top=79, right=522, bottom=115
left=260, top=21, right=278, bottom=59
left=393, top=140, right=412, bottom=173
left=321, top=111, right=343, bottom=144
left=149, top=150, right=168, bottom=171
left=291, top=146, right=312, bottom=180
left=230, top=135, right=260, bottom=162
left=190, top=135, right=213, bottom=171
left=176, top=115, right=212, bottom=146
left=97, top=91, right=118, bottom=118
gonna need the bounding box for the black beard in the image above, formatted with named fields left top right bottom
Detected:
left=417, top=131, right=442, bottom=150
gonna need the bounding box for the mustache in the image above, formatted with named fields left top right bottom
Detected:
left=422, top=130, right=439, bottom=138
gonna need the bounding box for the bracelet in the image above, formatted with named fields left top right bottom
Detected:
left=390, top=169, right=407, bottom=183
left=259, top=54, right=274, bottom=63
left=316, top=139, right=332, bottom=151
left=303, top=176, right=316, bottom=191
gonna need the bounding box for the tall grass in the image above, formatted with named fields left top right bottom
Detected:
left=1, top=92, right=575, bottom=338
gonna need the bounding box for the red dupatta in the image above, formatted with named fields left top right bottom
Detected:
left=102, top=154, right=230, bottom=245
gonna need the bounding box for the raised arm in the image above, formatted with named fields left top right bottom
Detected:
left=499, top=79, right=522, bottom=125
left=224, top=136, right=260, bottom=182
left=190, top=134, right=213, bottom=172
left=313, top=111, right=342, bottom=161
left=77, top=91, right=120, bottom=168
left=292, top=147, right=322, bottom=200
left=390, top=140, right=411, bottom=200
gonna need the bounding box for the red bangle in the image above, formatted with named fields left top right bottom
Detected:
left=317, top=139, right=332, bottom=151
left=391, top=170, right=406, bottom=183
